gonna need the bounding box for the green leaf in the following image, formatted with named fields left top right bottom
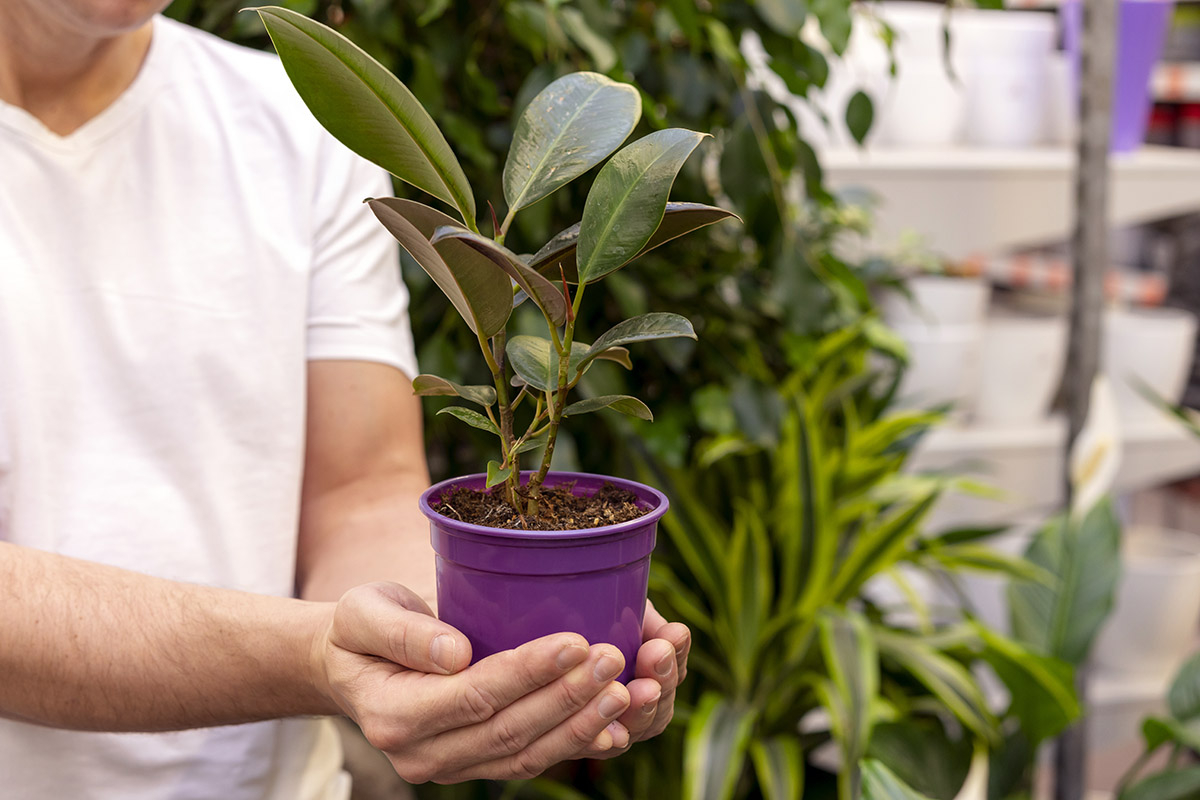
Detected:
left=1142, top=716, right=1200, bottom=752
left=875, top=629, right=997, bottom=742
left=367, top=198, right=511, bottom=336
left=818, top=608, right=878, bottom=796
left=753, top=0, right=808, bottom=36
left=846, top=90, right=874, bottom=146
left=486, top=460, right=513, bottom=488
left=412, top=374, right=497, bottom=407
left=514, top=431, right=549, bottom=455
left=810, top=0, right=853, bottom=54
left=255, top=6, right=475, bottom=222
left=576, top=312, right=696, bottom=371
left=916, top=544, right=1057, bottom=585
left=531, top=202, right=738, bottom=283
left=560, top=8, right=618, bottom=72
left=506, top=335, right=557, bottom=392
left=867, top=720, right=973, bottom=800
left=974, top=623, right=1080, bottom=745
left=504, top=72, right=639, bottom=213
left=1121, top=766, right=1200, bottom=800
left=829, top=487, right=939, bottom=602
left=861, top=759, right=937, bottom=800
left=749, top=736, right=804, bottom=800
left=564, top=395, right=653, bottom=420
left=594, top=346, right=633, bottom=370
left=436, top=406, right=500, bottom=435
left=1008, top=497, right=1121, bottom=665
left=429, top=225, right=567, bottom=325
left=577, top=129, right=709, bottom=284
left=1169, top=652, right=1200, bottom=721
left=683, top=693, right=757, bottom=800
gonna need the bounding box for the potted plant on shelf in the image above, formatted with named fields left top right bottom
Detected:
left=254, top=7, right=737, bottom=679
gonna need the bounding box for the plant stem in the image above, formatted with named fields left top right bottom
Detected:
left=480, top=331, right=520, bottom=507
left=496, top=206, right=517, bottom=246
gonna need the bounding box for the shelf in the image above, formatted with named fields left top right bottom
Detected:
left=822, top=145, right=1200, bottom=260
left=1154, top=62, right=1200, bottom=103
left=910, top=414, right=1200, bottom=529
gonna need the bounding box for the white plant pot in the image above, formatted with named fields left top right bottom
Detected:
left=893, top=323, right=983, bottom=416
left=1103, top=307, right=1198, bottom=426
left=973, top=311, right=1067, bottom=425
left=1093, top=526, right=1200, bottom=684
left=881, top=275, right=991, bottom=330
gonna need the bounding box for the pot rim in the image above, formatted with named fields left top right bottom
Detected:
left=419, top=470, right=669, bottom=541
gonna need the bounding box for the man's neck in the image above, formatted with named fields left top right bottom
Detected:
left=0, top=4, right=153, bottom=136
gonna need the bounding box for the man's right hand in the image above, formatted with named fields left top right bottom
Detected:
left=311, top=582, right=632, bottom=784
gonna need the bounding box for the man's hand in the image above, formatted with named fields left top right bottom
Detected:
left=580, top=601, right=691, bottom=759
left=313, top=582, right=634, bottom=783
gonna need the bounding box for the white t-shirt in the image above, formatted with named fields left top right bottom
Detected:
left=0, top=15, right=418, bottom=800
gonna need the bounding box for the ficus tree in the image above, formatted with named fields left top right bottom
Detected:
left=254, top=6, right=737, bottom=517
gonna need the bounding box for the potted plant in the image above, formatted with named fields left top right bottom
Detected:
left=253, top=7, right=737, bottom=679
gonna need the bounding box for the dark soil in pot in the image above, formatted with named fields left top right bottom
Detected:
left=432, top=481, right=648, bottom=530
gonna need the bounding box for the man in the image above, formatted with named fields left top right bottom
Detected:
left=0, top=1, right=689, bottom=797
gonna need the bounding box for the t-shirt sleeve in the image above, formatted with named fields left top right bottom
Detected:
left=305, top=140, right=419, bottom=380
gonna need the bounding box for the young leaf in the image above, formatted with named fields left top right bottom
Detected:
left=564, top=395, right=653, bottom=420
left=504, top=72, right=640, bottom=213
left=367, top=199, right=511, bottom=336
left=531, top=202, right=738, bottom=282
left=575, top=312, right=696, bottom=371
left=506, top=335, right=556, bottom=392
left=412, top=374, right=497, bottom=407
left=255, top=6, right=475, bottom=223
left=576, top=129, right=709, bottom=284
left=514, top=431, right=549, bottom=455
left=486, top=460, right=513, bottom=488
left=846, top=90, right=875, bottom=146
left=429, top=225, right=567, bottom=325
left=436, top=406, right=500, bottom=435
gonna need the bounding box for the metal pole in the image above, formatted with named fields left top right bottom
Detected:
left=1057, top=0, right=1116, bottom=797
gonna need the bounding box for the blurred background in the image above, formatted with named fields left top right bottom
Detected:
left=166, top=1, right=1200, bottom=798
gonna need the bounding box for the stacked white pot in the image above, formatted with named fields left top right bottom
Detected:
left=1103, top=306, right=1198, bottom=427
left=881, top=275, right=990, bottom=417
left=973, top=307, right=1068, bottom=426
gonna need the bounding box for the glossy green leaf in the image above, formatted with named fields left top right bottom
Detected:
left=875, top=630, right=996, bottom=741
left=576, top=313, right=696, bottom=371
left=974, top=623, right=1080, bottom=745
left=683, top=693, right=757, bottom=800
left=749, top=736, right=804, bottom=800
left=507, top=335, right=556, bottom=392
left=861, top=760, right=937, bottom=800
left=436, top=406, right=499, bottom=435
left=486, top=460, right=513, bottom=488
left=504, top=72, right=639, bottom=214
left=531, top=202, right=738, bottom=282
left=564, top=395, right=653, bottom=420
left=1009, top=498, right=1121, bottom=665
left=429, top=225, right=567, bottom=325
left=867, top=720, right=973, bottom=800
left=1169, top=652, right=1200, bottom=721
left=594, top=346, right=633, bottom=370
left=411, top=374, right=497, bottom=407
left=846, top=90, right=874, bottom=145
left=255, top=7, right=475, bottom=222
left=514, top=431, right=549, bottom=455
left=367, top=198, right=511, bottom=336
left=753, top=0, right=807, bottom=36
left=1121, top=766, right=1200, bottom=800
left=577, top=129, right=708, bottom=284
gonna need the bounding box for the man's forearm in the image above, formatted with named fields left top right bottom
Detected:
left=0, top=541, right=338, bottom=731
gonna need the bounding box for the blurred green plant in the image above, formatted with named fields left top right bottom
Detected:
left=1116, top=653, right=1200, bottom=800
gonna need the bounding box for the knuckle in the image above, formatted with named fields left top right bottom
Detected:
left=360, top=718, right=406, bottom=754
left=460, top=683, right=500, bottom=724
left=490, top=714, right=531, bottom=756
left=508, top=752, right=546, bottom=781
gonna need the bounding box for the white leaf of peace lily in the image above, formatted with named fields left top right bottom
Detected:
left=1069, top=374, right=1122, bottom=518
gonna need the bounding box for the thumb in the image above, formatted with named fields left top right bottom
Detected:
left=331, top=582, right=472, bottom=674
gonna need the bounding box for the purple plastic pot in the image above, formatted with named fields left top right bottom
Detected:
left=1062, top=0, right=1175, bottom=152
left=419, top=471, right=667, bottom=684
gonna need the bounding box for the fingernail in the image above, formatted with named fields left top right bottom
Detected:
left=655, top=653, right=673, bottom=678
left=607, top=721, right=630, bottom=748
left=594, top=654, right=623, bottom=682
left=431, top=635, right=457, bottom=673
left=556, top=642, right=588, bottom=671
left=642, top=691, right=661, bottom=715
left=591, top=729, right=613, bottom=752
left=598, top=691, right=627, bottom=720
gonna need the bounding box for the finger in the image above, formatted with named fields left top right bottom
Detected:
left=422, top=632, right=597, bottom=734
left=433, top=643, right=624, bottom=761
left=575, top=721, right=631, bottom=760
left=644, top=612, right=691, bottom=683
left=608, top=676, right=661, bottom=744
left=331, top=582, right=472, bottom=674
left=446, top=672, right=632, bottom=782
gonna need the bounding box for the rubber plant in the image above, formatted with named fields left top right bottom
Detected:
left=252, top=6, right=737, bottom=675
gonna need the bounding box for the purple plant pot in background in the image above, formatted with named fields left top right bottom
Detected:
left=1062, top=0, right=1175, bottom=152
left=419, top=471, right=666, bottom=684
